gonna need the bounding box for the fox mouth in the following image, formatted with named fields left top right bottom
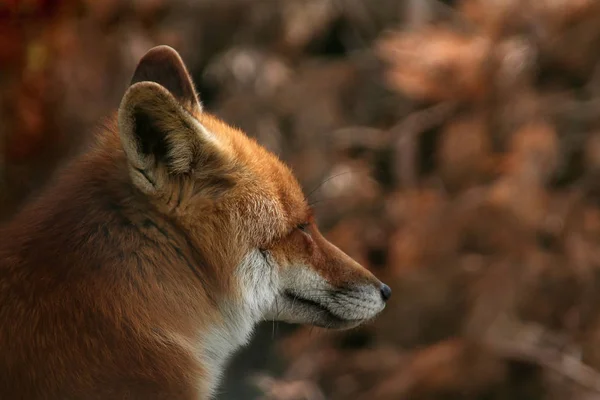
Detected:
left=282, top=290, right=364, bottom=328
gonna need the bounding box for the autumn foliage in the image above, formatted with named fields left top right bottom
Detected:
left=4, top=0, right=600, bottom=399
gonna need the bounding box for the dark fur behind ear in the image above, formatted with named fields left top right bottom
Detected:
left=131, top=46, right=200, bottom=112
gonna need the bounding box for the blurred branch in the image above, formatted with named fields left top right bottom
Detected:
left=484, top=316, right=600, bottom=394
left=391, top=101, right=456, bottom=188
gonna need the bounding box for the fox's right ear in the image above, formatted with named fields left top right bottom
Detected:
left=118, top=47, right=230, bottom=196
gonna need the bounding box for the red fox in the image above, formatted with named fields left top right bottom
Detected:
left=0, top=46, right=391, bottom=399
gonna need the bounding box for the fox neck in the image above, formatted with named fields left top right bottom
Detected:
left=91, top=135, right=279, bottom=395
left=106, top=175, right=275, bottom=396
left=109, top=179, right=277, bottom=395
left=62, top=141, right=275, bottom=396
left=199, top=250, right=279, bottom=396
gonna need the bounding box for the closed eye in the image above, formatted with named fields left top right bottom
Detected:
left=297, top=223, right=309, bottom=232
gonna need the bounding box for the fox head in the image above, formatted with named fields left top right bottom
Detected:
left=117, top=46, right=391, bottom=338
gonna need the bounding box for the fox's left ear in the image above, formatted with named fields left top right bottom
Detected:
left=130, top=45, right=201, bottom=113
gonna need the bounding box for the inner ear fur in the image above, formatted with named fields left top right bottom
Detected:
left=118, top=82, right=224, bottom=179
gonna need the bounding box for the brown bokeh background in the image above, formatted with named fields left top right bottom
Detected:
left=4, top=0, right=600, bottom=399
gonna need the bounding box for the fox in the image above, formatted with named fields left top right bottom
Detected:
left=0, top=45, right=391, bottom=399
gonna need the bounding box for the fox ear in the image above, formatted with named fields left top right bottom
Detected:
left=118, top=81, right=226, bottom=194
left=130, top=45, right=201, bottom=113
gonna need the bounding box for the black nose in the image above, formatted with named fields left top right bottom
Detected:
left=380, top=284, right=392, bottom=301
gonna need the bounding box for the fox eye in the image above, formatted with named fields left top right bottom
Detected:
left=297, top=223, right=309, bottom=232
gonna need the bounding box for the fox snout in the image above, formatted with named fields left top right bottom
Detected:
left=287, top=280, right=390, bottom=325
left=262, top=221, right=391, bottom=329
left=270, top=272, right=390, bottom=329
left=326, top=281, right=391, bottom=320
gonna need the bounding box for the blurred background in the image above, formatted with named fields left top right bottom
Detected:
left=4, top=0, right=600, bottom=399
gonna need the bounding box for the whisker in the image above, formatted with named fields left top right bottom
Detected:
left=307, top=198, right=330, bottom=208
left=305, top=171, right=354, bottom=202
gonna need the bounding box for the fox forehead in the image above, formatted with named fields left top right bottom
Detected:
left=194, top=112, right=309, bottom=235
